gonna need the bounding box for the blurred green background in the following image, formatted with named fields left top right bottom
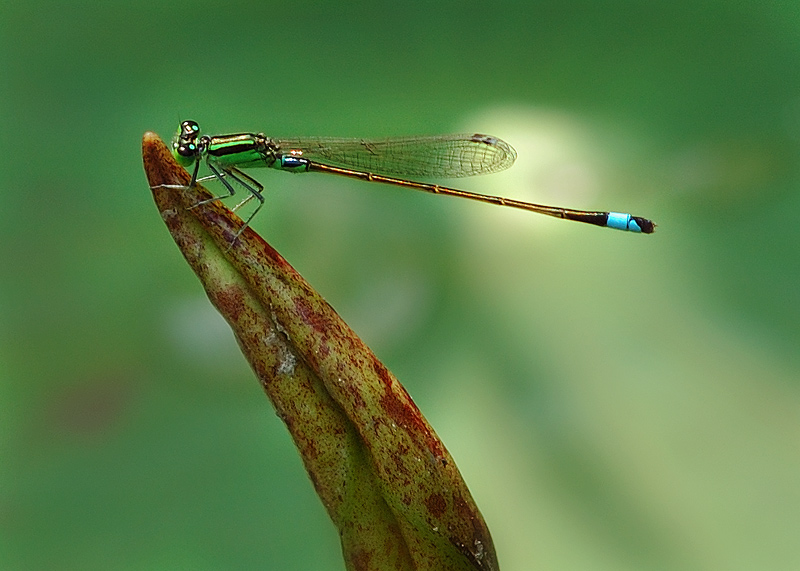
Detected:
left=3, top=1, right=800, bottom=569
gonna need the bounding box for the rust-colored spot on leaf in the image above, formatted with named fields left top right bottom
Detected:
left=349, top=547, right=373, bottom=571
left=425, top=493, right=448, bottom=519
left=215, top=286, right=245, bottom=323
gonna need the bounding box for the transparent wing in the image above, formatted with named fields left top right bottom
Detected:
left=274, top=133, right=517, bottom=178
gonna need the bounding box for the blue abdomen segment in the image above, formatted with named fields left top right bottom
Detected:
left=606, top=212, right=649, bottom=233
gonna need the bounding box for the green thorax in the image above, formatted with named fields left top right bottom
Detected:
left=205, top=133, right=277, bottom=169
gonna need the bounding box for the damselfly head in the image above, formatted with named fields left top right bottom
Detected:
left=172, top=120, right=202, bottom=167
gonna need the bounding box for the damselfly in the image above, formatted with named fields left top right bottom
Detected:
left=161, top=120, right=655, bottom=240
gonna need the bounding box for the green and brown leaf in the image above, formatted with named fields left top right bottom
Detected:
left=142, top=132, right=499, bottom=571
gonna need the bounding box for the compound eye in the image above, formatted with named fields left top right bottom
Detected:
left=177, top=142, right=197, bottom=157
left=181, top=120, right=200, bottom=136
